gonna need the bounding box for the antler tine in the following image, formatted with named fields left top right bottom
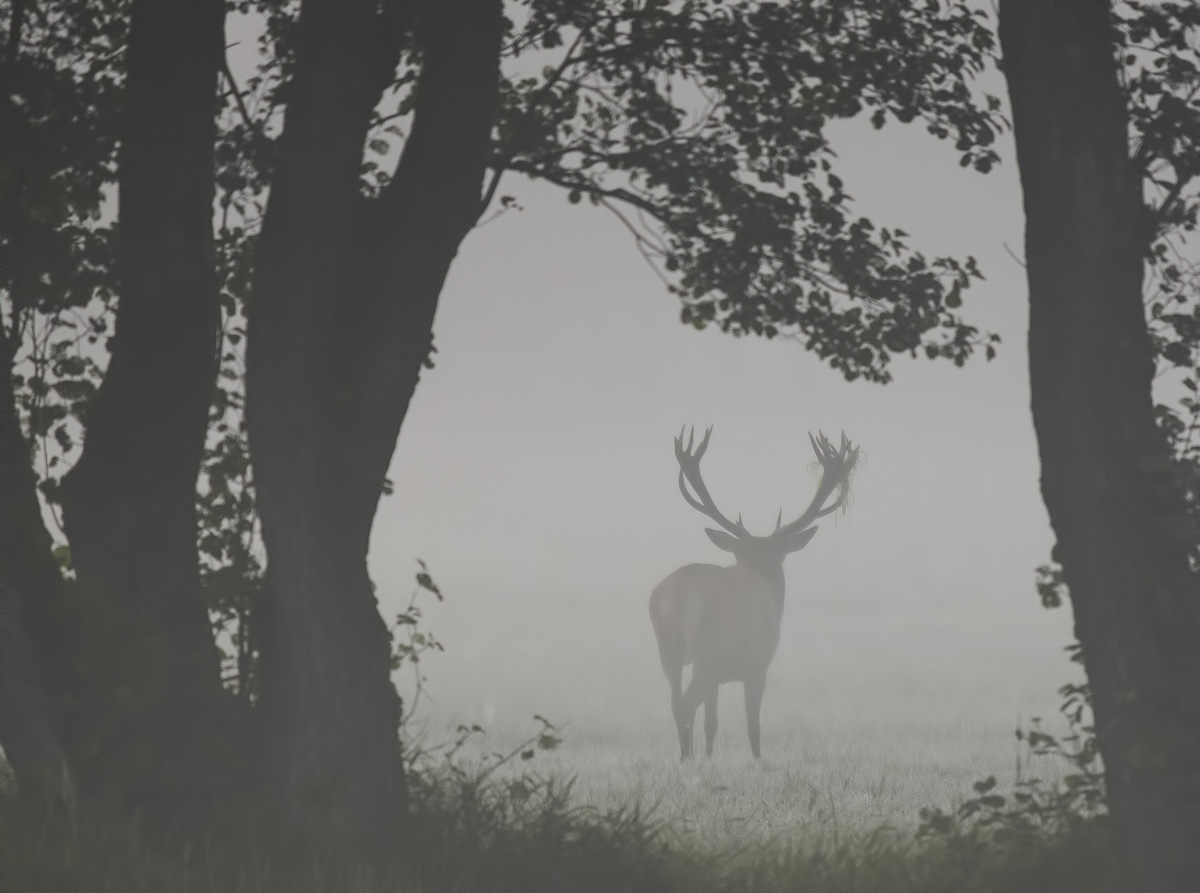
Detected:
left=673, top=425, right=746, bottom=536
left=674, top=424, right=713, bottom=459
left=777, top=429, right=859, bottom=537
left=809, top=431, right=832, bottom=465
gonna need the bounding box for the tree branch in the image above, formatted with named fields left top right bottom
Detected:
left=503, top=158, right=677, bottom=227
left=378, top=1, right=504, bottom=237
left=478, top=25, right=591, bottom=220
left=4, top=0, right=27, bottom=72
left=1, top=0, right=30, bottom=354
left=222, top=54, right=261, bottom=139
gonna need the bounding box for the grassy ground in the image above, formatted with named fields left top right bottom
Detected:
left=406, top=601, right=1079, bottom=847
left=0, top=765, right=1117, bottom=893
left=3, top=603, right=1112, bottom=891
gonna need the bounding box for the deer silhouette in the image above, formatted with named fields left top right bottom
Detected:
left=649, top=427, right=859, bottom=759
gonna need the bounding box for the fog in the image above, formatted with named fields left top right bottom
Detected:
left=367, top=103, right=1078, bottom=782
left=379, top=116, right=1051, bottom=612
left=220, top=10, right=1092, bottom=833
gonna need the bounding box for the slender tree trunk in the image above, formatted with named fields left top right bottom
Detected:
left=247, top=0, right=502, bottom=837
left=999, top=4, right=1200, bottom=889
left=60, top=0, right=227, bottom=821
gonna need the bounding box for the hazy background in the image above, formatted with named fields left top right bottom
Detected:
left=367, top=100, right=1079, bottom=768
left=222, top=13, right=1088, bottom=826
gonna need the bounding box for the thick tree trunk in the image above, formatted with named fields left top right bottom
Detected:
left=59, top=0, right=227, bottom=820
left=999, top=4, right=1200, bottom=889
left=247, top=0, right=502, bottom=837
left=0, top=0, right=73, bottom=806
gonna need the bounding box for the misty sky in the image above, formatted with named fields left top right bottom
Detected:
left=223, top=14, right=1060, bottom=625
left=372, top=112, right=1059, bottom=624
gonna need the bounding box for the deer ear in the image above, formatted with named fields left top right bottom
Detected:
left=704, top=528, right=741, bottom=552
left=781, top=526, right=818, bottom=553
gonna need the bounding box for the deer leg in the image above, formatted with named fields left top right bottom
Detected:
left=679, top=673, right=709, bottom=761
left=744, top=674, right=765, bottom=759
left=668, top=664, right=691, bottom=759
left=703, top=684, right=719, bottom=757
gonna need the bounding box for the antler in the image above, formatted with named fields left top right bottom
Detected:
left=674, top=426, right=747, bottom=537
left=776, top=431, right=859, bottom=537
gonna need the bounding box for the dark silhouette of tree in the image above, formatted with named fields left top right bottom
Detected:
left=1, top=0, right=231, bottom=824
left=246, top=0, right=505, bottom=834
left=0, top=0, right=124, bottom=805
left=3, top=0, right=1004, bottom=836
left=58, top=0, right=228, bottom=821
left=999, top=2, right=1200, bottom=888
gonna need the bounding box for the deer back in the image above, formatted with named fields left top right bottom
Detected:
left=651, top=562, right=783, bottom=680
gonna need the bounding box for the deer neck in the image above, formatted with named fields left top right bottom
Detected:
left=734, top=559, right=786, bottom=604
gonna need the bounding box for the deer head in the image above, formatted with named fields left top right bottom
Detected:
left=674, top=425, right=859, bottom=584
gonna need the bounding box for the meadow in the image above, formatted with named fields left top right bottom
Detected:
left=3, top=592, right=1115, bottom=892
left=404, top=593, right=1082, bottom=850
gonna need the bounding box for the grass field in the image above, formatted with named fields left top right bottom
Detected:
left=2, top=595, right=1107, bottom=892
left=403, top=596, right=1081, bottom=848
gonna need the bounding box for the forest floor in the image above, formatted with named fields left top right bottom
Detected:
left=4, top=601, right=1113, bottom=891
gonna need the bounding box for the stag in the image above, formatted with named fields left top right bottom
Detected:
left=649, top=427, right=859, bottom=760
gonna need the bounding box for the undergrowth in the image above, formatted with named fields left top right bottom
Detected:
left=0, top=709, right=1118, bottom=893
left=0, top=786, right=1118, bottom=893
left=0, top=566, right=1120, bottom=891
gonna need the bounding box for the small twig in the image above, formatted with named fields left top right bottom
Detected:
left=222, top=55, right=263, bottom=139
left=598, top=196, right=673, bottom=290
left=1002, top=241, right=1027, bottom=269
left=478, top=25, right=592, bottom=219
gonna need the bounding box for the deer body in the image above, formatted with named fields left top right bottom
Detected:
left=651, top=563, right=781, bottom=684
left=650, top=428, right=857, bottom=760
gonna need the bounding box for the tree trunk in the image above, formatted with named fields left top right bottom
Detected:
left=0, top=0, right=73, bottom=807
left=247, top=0, right=502, bottom=837
left=0, top=339, right=73, bottom=803
left=999, top=3, right=1200, bottom=889
left=60, top=0, right=227, bottom=821
left=0, top=587, right=70, bottom=806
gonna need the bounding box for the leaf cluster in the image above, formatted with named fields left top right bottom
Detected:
left=917, top=671, right=1106, bottom=853
left=490, top=0, right=1004, bottom=382
left=1119, top=1, right=1200, bottom=562
left=2, top=0, right=125, bottom=558
left=0, top=0, right=124, bottom=324
left=388, top=560, right=446, bottom=724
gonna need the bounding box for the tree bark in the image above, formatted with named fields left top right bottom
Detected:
left=999, top=3, right=1200, bottom=889
left=0, top=587, right=70, bottom=805
left=0, top=340, right=73, bottom=804
left=247, top=0, right=503, bottom=837
left=60, top=0, right=227, bottom=820
left=0, top=0, right=73, bottom=807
